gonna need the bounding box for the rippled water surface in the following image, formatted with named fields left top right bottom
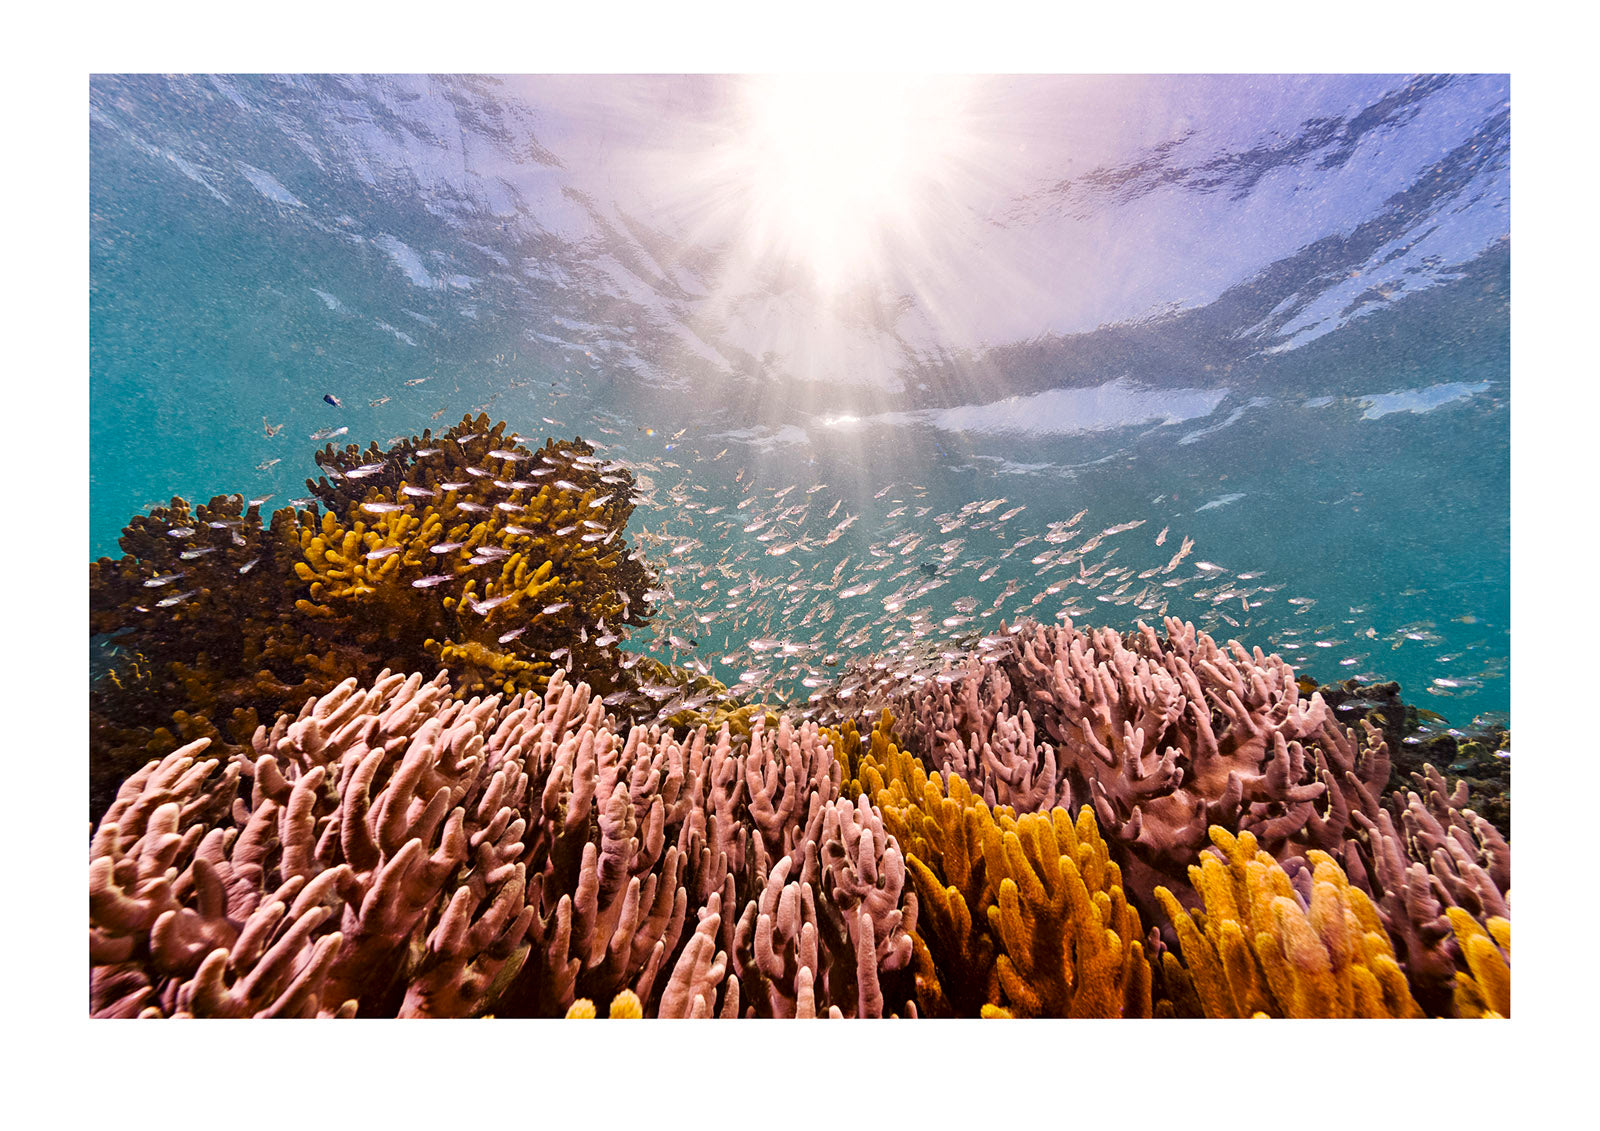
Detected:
left=90, top=73, right=1510, bottom=726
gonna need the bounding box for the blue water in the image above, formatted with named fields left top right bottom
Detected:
left=89, top=73, right=1510, bottom=727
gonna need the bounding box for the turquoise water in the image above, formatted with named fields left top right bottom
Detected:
left=90, top=74, right=1509, bottom=729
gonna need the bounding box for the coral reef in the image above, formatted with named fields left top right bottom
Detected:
left=90, top=669, right=917, bottom=1018
left=89, top=415, right=657, bottom=822
left=89, top=431, right=1511, bottom=1020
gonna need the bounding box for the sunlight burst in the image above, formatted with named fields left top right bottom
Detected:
left=738, top=75, right=964, bottom=287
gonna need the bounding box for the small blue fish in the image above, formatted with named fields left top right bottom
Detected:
left=324, top=394, right=342, bottom=408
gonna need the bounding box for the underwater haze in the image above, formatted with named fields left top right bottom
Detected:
left=89, top=73, right=1510, bottom=729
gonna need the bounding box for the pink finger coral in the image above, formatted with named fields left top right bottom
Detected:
left=90, top=668, right=918, bottom=1018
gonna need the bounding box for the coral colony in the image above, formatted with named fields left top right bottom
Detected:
left=89, top=416, right=1509, bottom=1018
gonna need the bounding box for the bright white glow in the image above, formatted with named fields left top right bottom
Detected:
left=739, top=75, right=962, bottom=286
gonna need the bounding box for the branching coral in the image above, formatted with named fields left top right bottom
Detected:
left=843, top=714, right=1152, bottom=1018
left=1346, top=763, right=1512, bottom=1015
left=1447, top=909, right=1510, bottom=1018
left=89, top=415, right=657, bottom=822
left=1154, top=827, right=1424, bottom=1018
left=90, top=669, right=918, bottom=1018
left=296, top=414, right=653, bottom=698
left=1308, top=676, right=1510, bottom=837
left=89, top=493, right=333, bottom=817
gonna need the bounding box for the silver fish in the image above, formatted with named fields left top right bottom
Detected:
left=361, top=502, right=407, bottom=514
left=412, top=574, right=453, bottom=588
left=365, top=546, right=402, bottom=561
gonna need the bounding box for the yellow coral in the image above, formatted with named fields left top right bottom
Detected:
left=1155, top=827, right=1424, bottom=1018
left=563, top=990, right=643, bottom=1019
left=985, top=807, right=1152, bottom=1018
left=291, top=417, right=651, bottom=701
left=1447, top=908, right=1510, bottom=1018
left=841, top=713, right=1150, bottom=1018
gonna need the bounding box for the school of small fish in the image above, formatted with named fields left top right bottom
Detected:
left=213, top=390, right=1500, bottom=727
